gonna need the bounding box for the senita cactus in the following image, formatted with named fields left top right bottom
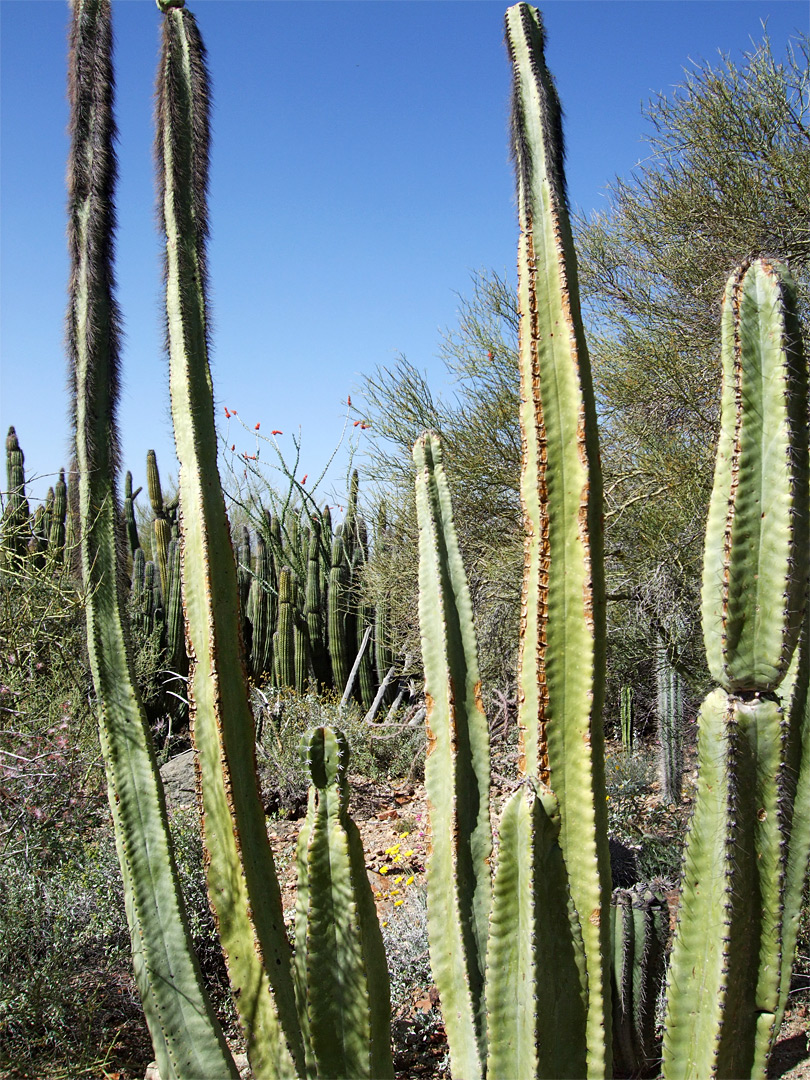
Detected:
left=65, top=2, right=237, bottom=1077
left=662, top=259, right=810, bottom=1079
left=506, top=4, right=611, bottom=1070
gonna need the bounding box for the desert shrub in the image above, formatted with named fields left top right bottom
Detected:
left=254, top=687, right=427, bottom=819
left=0, top=827, right=149, bottom=1078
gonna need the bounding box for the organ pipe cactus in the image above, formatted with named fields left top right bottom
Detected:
left=620, top=685, right=634, bottom=750
left=146, top=448, right=171, bottom=597
left=65, top=2, right=237, bottom=1076
left=662, top=258, right=810, bottom=1079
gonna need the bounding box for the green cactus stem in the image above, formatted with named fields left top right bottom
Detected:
left=610, top=886, right=668, bottom=1078
left=305, top=520, right=330, bottom=687
left=505, top=5, right=611, bottom=1071
left=66, top=2, right=236, bottom=1076
left=147, top=449, right=171, bottom=598
left=484, top=783, right=588, bottom=1080
left=123, top=470, right=142, bottom=558
left=701, top=260, right=809, bottom=692
left=663, top=259, right=810, bottom=1079
left=328, top=534, right=351, bottom=694
left=657, top=642, right=684, bottom=805
left=156, top=3, right=304, bottom=1073
left=773, top=603, right=810, bottom=1052
left=3, top=426, right=30, bottom=563
left=620, top=685, right=634, bottom=751
left=414, top=430, right=492, bottom=1079
left=274, top=566, right=296, bottom=690
left=247, top=531, right=273, bottom=680
left=295, top=727, right=394, bottom=1079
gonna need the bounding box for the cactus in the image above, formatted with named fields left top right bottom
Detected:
left=146, top=449, right=171, bottom=597
left=328, top=534, right=351, bottom=693
left=662, top=259, right=810, bottom=1079
left=247, top=530, right=274, bottom=680
left=506, top=4, right=611, bottom=1069
left=156, top=2, right=307, bottom=1071
left=610, top=886, right=668, bottom=1078
left=620, top=685, right=634, bottom=751
left=657, top=643, right=683, bottom=804
left=295, top=727, right=394, bottom=1078
left=273, top=566, right=296, bottom=690
left=2, top=426, right=30, bottom=563
left=65, top=2, right=237, bottom=1076
left=123, top=470, right=142, bottom=558
left=47, top=468, right=68, bottom=565
left=63, top=2, right=810, bottom=1078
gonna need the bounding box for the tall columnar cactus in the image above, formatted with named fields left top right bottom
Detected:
left=2, top=426, right=31, bottom=563
left=65, top=2, right=237, bottom=1077
left=610, top=886, right=668, bottom=1078
left=156, top=2, right=306, bottom=1072
left=123, top=470, right=142, bottom=559
left=414, top=431, right=493, bottom=1078
left=328, top=533, right=351, bottom=693
left=620, top=685, right=634, bottom=751
left=416, top=430, right=589, bottom=1080
left=505, top=4, right=611, bottom=1069
left=656, top=642, right=684, bottom=805
left=146, top=448, right=171, bottom=596
left=662, top=259, right=810, bottom=1079
left=247, top=531, right=274, bottom=680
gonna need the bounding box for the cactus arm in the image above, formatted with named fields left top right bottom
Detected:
left=667, top=258, right=810, bottom=1078
left=702, top=261, right=810, bottom=692
left=663, top=690, right=783, bottom=1079
left=66, top=2, right=237, bottom=1076
left=413, top=430, right=491, bottom=1079
left=297, top=728, right=394, bottom=1080
left=771, top=601, right=810, bottom=1050
left=504, top=6, right=611, bottom=1071
left=484, top=785, right=588, bottom=1080
left=155, top=5, right=304, bottom=1075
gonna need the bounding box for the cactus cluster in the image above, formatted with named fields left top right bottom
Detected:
left=414, top=6, right=810, bottom=1080
left=231, top=471, right=398, bottom=707
left=61, top=1, right=810, bottom=1079
left=0, top=427, right=70, bottom=571
left=125, top=455, right=188, bottom=724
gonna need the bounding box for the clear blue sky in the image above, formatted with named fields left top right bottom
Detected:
left=1, top=0, right=807, bottom=506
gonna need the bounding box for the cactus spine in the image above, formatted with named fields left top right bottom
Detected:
left=506, top=5, right=611, bottom=1070
left=662, top=259, right=810, bottom=1079
left=66, top=3, right=236, bottom=1076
